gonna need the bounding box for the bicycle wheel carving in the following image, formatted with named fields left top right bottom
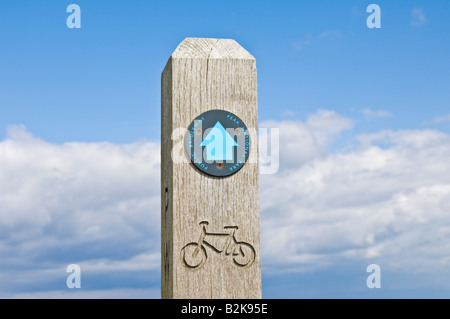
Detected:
left=180, top=243, right=207, bottom=270
left=232, top=242, right=256, bottom=269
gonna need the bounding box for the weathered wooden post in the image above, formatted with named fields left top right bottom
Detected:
left=161, top=38, right=261, bottom=299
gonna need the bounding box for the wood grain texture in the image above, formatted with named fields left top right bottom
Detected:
left=161, top=38, right=261, bottom=299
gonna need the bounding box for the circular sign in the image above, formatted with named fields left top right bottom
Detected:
left=185, top=109, right=251, bottom=177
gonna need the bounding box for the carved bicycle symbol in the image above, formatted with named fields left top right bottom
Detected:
left=181, top=221, right=256, bottom=270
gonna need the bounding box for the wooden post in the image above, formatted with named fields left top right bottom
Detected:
left=161, top=38, right=261, bottom=299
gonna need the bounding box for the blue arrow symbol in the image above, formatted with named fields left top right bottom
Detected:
left=200, top=122, right=238, bottom=161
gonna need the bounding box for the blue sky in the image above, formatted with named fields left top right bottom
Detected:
left=1, top=1, right=450, bottom=299
left=2, top=0, right=449, bottom=143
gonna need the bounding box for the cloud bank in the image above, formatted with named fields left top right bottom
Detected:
left=261, top=116, right=450, bottom=285
left=2, top=109, right=450, bottom=297
left=0, top=125, right=160, bottom=298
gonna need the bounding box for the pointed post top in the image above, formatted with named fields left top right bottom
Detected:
left=171, top=37, right=255, bottom=61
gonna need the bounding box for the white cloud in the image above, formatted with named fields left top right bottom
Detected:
left=291, top=33, right=313, bottom=52
left=306, top=109, right=353, bottom=143
left=281, top=110, right=297, bottom=118
left=412, top=8, right=426, bottom=27
left=6, top=288, right=159, bottom=299
left=361, top=108, right=393, bottom=119
left=317, top=29, right=342, bottom=39
left=292, top=30, right=342, bottom=52
left=0, top=125, right=160, bottom=297
left=358, top=129, right=449, bottom=148
left=3, top=114, right=450, bottom=297
left=261, top=110, right=353, bottom=168
left=425, top=114, right=450, bottom=125
left=260, top=120, right=450, bottom=281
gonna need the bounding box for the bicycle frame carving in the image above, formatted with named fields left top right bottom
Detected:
left=180, top=221, right=256, bottom=270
